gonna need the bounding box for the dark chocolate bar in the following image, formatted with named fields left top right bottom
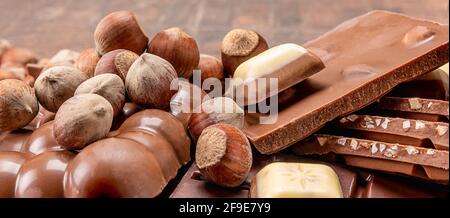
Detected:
left=243, top=11, right=449, bottom=154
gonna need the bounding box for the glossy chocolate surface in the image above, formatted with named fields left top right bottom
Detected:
left=110, top=102, right=143, bottom=131
left=0, top=129, right=32, bottom=152
left=243, top=11, right=449, bottom=154
left=21, top=121, right=62, bottom=155
left=15, top=150, right=75, bottom=198
left=0, top=151, right=32, bottom=197
left=117, top=109, right=191, bottom=164
left=64, top=137, right=166, bottom=198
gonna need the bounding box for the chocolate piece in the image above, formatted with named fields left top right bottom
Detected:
left=332, top=114, right=449, bottom=150
left=376, top=97, right=449, bottom=122
left=292, top=134, right=449, bottom=182
left=15, top=150, right=75, bottom=198
left=110, top=102, right=143, bottom=131
left=0, top=129, right=32, bottom=152
left=20, top=121, right=62, bottom=155
left=388, top=64, right=449, bottom=100
left=355, top=173, right=448, bottom=198
left=243, top=11, right=449, bottom=154
left=0, top=151, right=32, bottom=197
left=170, top=153, right=358, bottom=198
left=225, top=43, right=324, bottom=106
left=250, top=162, right=343, bottom=198
left=64, top=109, right=191, bottom=198
left=24, top=105, right=55, bottom=131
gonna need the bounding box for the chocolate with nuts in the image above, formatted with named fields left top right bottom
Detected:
left=243, top=11, right=449, bottom=154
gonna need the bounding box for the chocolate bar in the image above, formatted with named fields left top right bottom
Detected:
left=0, top=129, right=31, bottom=152
left=0, top=151, right=32, bottom=197
left=387, top=63, right=449, bottom=100
left=292, top=134, right=449, bottom=182
left=242, top=11, right=449, bottom=154
left=331, top=114, right=449, bottom=150
left=171, top=153, right=360, bottom=198
left=355, top=173, right=448, bottom=198
left=375, top=97, right=449, bottom=122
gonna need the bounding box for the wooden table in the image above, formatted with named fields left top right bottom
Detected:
left=0, top=0, right=448, bottom=58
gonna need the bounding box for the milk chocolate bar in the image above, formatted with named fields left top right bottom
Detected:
left=243, top=11, right=449, bottom=154
left=332, top=114, right=449, bottom=150
left=375, top=97, right=449, bottom=122
left=355, top=173, right=448, bottom=198
left=388, top=64, right=449, bottom=100
left=292, top=134, right=449, bottom=182
left=170, top=153, right=359, bottom=198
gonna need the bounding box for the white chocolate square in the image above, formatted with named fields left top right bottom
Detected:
left=255, top=162, right=343, bottom=198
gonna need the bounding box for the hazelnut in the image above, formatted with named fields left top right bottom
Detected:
left=94, top=49, right=138, bottom=81
left=34, top=66, right=88, bottom=112
left=0, top=79, right=39, bottom=131
left=148, top=27, right=200, bottom=78
left=94, top=11, right=149, bottom=56
left=221, top=29, right=268, bottom=77
left=0, top=39, right=11, bottom=62
left=125, top=53, right=177, bottom=109
left=48, top=49, right=80, bottom=66
left=197, top=54, right=225, bottom=83
left=25, top=63, right=45, bottom=79
left=75, top=74, right=125, bottom=116
left=188, top=97, right=244, bottom=141
left=53, top=93, right=113, bottom=150
left=196, top=123, right=252, bottom=188
left=1, top=47, right=38, bottom=66
left=169, top=80, right=210, bottom=128
left=75, top=48, right=100, bottom=78
left=0, top=66, right=27, bottom=80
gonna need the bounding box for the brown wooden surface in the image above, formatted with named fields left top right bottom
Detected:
left=0, top=0, right=448, bottom=58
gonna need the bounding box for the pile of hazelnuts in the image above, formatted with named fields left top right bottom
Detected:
left=0, top=10, right=271, bottom=197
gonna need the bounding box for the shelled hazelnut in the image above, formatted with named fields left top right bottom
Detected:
left=75, top=73, right=125, bottom=116
left=188, top=97, right=244, bottom=141
left=53, top=93, right=113, bottom=150
left=94, top=10, right=149, bottom=56
left=34, top=66, right=88, bottom=112
left=125, top=53, right=177, bottom=109
left=196, top=123, right=252, bottom=188
left=221, top=29, right=268, bottom=77
left=76, top=48, right=100, bottom=78
left=148, top=27, right=200, bottom=78
left=0, top=79, right=39, bottom=131
left=94, top=49, right=138, bottom=81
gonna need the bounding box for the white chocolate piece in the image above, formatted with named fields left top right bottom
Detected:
left=255, top=162, right=343, bottom=198
left=225, top=43, right=324, bottom=106
left=233, top=43, right=308, bottom=80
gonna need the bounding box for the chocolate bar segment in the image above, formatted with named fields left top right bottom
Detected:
left=243, top=10, right=449, bottom=154
left=376, top=97, right=449, bottom=122
left=332, top=114, right=449, bottom=150
left=292, top=134, right=449, bottom=182
left=170, top=153, right=359, bottom=198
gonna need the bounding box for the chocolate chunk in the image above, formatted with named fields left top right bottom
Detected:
left=243, top=11, right=449, bottom=154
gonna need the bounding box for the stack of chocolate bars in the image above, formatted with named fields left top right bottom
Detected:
left=171, top=11, right=449, bottom=198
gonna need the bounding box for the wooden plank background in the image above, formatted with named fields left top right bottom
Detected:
left=0, top=0, right=448, bottom=58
